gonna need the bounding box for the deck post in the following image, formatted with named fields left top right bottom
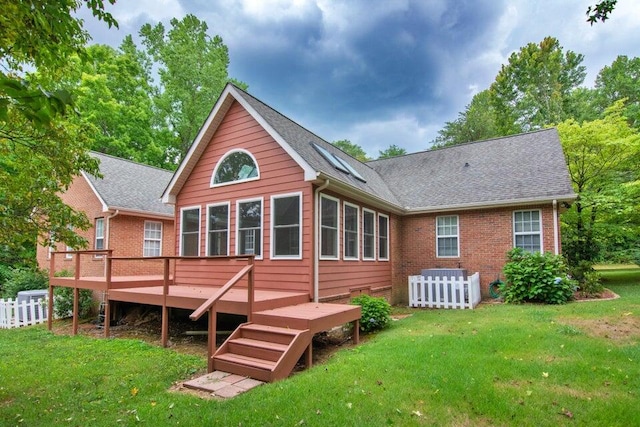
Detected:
left=161, top=258, right=170, bottom=347
left=207, top=307, right=217, bottom=372
left=72, top=253, right=80, bottom=335
left=104, top=255, right=112, bottom=338
left=305, top=343, right=313, bottom=368
left=353, top=319, right=360, bottom=344
left=247, top=256, right=254, bottom=322
left=47, top=253, right=55, bottom=331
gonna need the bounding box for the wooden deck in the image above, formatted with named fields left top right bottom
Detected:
left=252, top=302, right=361, bottom=335
left=50, top=275, right=172, bottom=291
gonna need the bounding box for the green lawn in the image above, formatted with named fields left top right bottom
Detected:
left=1, top=269, right=638, bottom=426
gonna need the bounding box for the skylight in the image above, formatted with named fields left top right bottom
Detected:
left=312, top=143, right=367, bottom=183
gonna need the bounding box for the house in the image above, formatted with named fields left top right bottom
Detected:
left=162, top=83, right=576, bottom=305
left=37, top=152, right=175, bottom=277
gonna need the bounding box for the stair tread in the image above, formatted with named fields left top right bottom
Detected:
left=242, top=323, right=307, bottom=335
left=230, top=337, right=289, bottom=352
left=215, top=353, right=277, bottom=370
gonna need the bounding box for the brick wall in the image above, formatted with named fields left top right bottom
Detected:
left=393, top=203, right=559, bottom=303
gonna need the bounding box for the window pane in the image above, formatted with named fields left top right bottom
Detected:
left=363, top=210, right=375, bottom=259
left=238, top=200, right=262, bottom=256
left=321, top=227, right=337, bottom=257
left=274, top=196, right=299, bottom=226
left=438, top=237, right=458, bottom=257
left=182, top=209, right=199, bottom=233
left=214, top=151, right=258, bottom=184
left=378, top=215, right=388, bottom=260
left=182, top=234, right=198, bottom=256
left=181, top=209, right=199, bottom=256
left=273, top=196, right=300, bottom=257
left=436, top=216, right=458, bottom=257
left=239, top=201, right=261, bottom=228
left=320, top=197, right=338, bottom=258
left=208, top=205, right=228, bottom=256
left=275, top=227, right=299, bottom=256
left=344, top=205, right=358, bottom=258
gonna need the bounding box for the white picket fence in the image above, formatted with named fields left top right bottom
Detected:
left=408, top=272, right=481, bottom=309
left=0, top=297, right=49, bottom=329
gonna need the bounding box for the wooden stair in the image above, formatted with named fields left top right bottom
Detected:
left=212, top=323, right=312, bottom=382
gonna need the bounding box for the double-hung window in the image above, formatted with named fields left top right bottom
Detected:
left=95, top=218, right=104, bottom=252
left=320, top=195, right=339, bottom=259
left=144, top=221, right=162, bottom=257
left=207, top=203, right=229, bottom=256
left=180, top=207, right=200, bottom=256
left=436, top=215, right=459, bottom=257
left=237, top=198, right=263, bottom=258
left=343, top=203, right=359, bottom=260
left=271, top=193, right=302, bottom=259
left=513, top=210, right=542, bottom=253
left=362, top=209, right=376, bottom=260
left=378, top=214, right=389, bottom=261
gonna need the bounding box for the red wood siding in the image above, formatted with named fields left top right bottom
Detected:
left=317, top=191, right=394, bottom=302
left=174, top=100, right=313, bottom=294
left=395, top=203, right=559, bottom=301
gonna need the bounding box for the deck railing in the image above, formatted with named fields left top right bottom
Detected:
left=408, top=272, right=481, bottom=309
left=189, top=257, right=255, bottom=372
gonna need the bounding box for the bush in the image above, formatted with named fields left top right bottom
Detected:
left=501, top=248, right=576, bottom=305
left=52, top=269, right=95, bottom=319
left=351, top=294, right=391, bottom=333
left=568, top=261, right=604, bottom=298
left=1, top=267, right=48, bottom=298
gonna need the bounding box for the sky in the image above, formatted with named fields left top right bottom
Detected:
left=82, top=0, right=640, bottom=158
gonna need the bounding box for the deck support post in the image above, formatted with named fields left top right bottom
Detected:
left=104, top=256, right=112, bottom=338
left=48, top=253, right=55, bottom=331
left=353, top=319, right=360, bottom=344
left=72, top=253, right=80, bottom=335
left=161, top=258, right=170, bottom=348
left=207, top=307, right=217, bottom=372
left=247, top=256, right=254, bottom=322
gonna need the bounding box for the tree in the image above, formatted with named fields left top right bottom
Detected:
left=595, top=55, right=640, bottom=129
left=432, top=90, right=500, bottom=147
left=332, top=139, right=370, bottom=162
left=587, top=0, right=617, bottom=24
left=0, top=0, right=115, bottom=253
left=140, top=15, right=246, bottom=161
left=558, top=100, right=640, bottom=264
left=490, top=37, right=586, bottom=135
left=378, top=144, right=407, bottom=159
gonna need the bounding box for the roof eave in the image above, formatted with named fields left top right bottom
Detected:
left=105, top=206, right=174, bottom=220
left=81, top=171, right=109, bottom=212
left=404, top=193, right=578, bottom=215
left=316, top=173, right=405, bottom=215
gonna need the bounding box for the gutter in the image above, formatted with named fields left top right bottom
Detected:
left=313, top=179, right=330, bottom=303
left=553, top=199, right=559, bottom=255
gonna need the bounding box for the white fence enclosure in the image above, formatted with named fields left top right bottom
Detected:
left=408, top=272, right=481, bottom=309
left=0, top=297, right=49, bottom=329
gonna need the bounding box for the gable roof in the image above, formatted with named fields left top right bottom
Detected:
left=164, top=83, right=575, bottom=213
left=367, top=128, right=576, bottom=212
left=84, top=152, right=174, bottom=218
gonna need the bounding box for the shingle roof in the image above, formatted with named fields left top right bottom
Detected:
left=85, top=152, right=174, bottom=217
left=367, top=128, right=576, bottom=211
left=165, top=83, right=575, bottom=213
left=233, top=88, right=402, bottom=207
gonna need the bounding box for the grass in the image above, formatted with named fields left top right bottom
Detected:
left=1, top=268, right=638, bottom=426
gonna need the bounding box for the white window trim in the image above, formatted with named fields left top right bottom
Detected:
left=236, top=197, right=264, bottom=260
left=362, top=208, right=376, bottom=261
left=436, top=215, right=460, bottom=258
left=378, top=213, right=390, bottom=261
left=319, top=194, right=340, bottom=260
left=205, top=202, right=230, bottom=257
left=343, top=202, right=360, bottom=261
left=513, top=209, right=543, bottom=253
left=180, top=206, right=201, bottom=256
left=143, top=220, right=163, bottom=257
left=270, top=192, right=303, bottom=260
left=210, top=148, right=260, bottom=188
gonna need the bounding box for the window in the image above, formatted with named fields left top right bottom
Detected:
left=271, top=193, right=302, bottom=259
left=320, top=195, right=339, bottom=259
left=207, top=203, right=229, bottom=256
left=436, top=215, right=459, bottom=257
left=237, top=199, right=263, bottom=258
left=211, top=149, right=259, bottom=186
left=378, top=214, right=389, bottom=261
left=343, top=203, right=359, bottom=260
left=514, top=210, right=542, bottom=253
left=144, top=221, right=162, bottom=257
left=362, top=209, right=376, bottom=260
left=95, top=218, right=104, bottom=251
left=180, top=207, right=200, bottom=256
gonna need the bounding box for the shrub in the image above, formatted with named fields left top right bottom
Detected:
left=52, top=269, right=94, bottom=319
left=501, top=248, right=576, bottom=305
left=1, top=267, right=48, bottom=298
left=351, top=294, right=391, bottom=333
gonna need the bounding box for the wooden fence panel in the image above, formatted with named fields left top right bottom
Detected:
left=408, top=273, right=481, bottom=309
left=0, top=298, right=49, bottom=329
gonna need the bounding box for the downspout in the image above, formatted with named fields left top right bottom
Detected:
left=313, top=179, right=330, bottom=303
left=552, top=200, right=559, bottom=255
left=104, top=210, right=120, bottom=275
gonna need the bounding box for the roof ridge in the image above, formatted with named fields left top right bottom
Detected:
left=90, top=151, right=175, bottom=174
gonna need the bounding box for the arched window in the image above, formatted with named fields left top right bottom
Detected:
left=211, top=149, right=260, bottom=187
